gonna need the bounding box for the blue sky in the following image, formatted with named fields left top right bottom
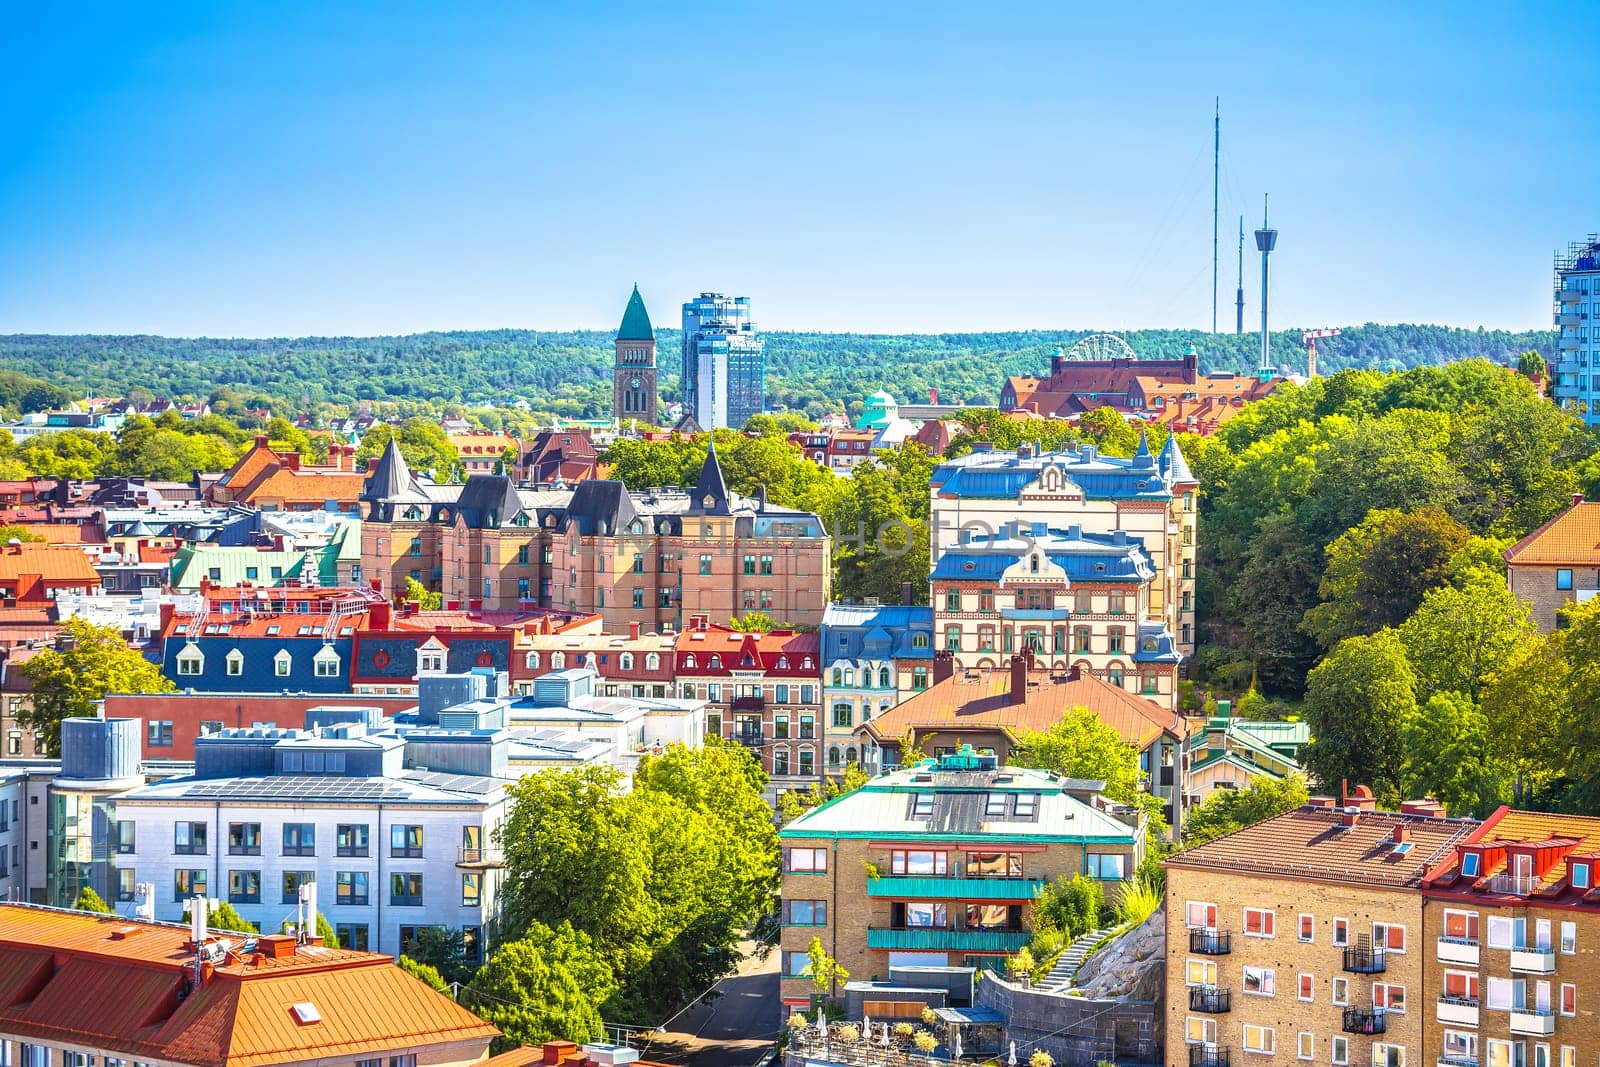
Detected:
left=2, top=2, right=1594, bottom=337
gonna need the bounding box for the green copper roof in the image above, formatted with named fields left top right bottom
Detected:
left=617, top=285, right=654, bottom=341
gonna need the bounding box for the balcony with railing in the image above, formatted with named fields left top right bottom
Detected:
left=865, top=874, right=1046, bottom=900
left=1188, top=929, right=1231, bottom=955
left=1510, top=1008, right=1555, bottom=1036
left=1188, top=986, right=1230, bottom=1013
left=1188, top=1047, right=1229, bottom=1067
left=1509, top=944, right=1556, bottom=974
left=1343, top=937, right=1387, bottom=974
left=730, top=695, right=765, bottom=712
left=865, top=925, right=1030, bottom=952
left=456, top=846, right=504, bottom=868
left=1436, top=993, right=1479, bottom=1027
left=1559, top=286, right=1584, bottom=303
left=1342, top=1006, right=1387, bottom=1035
left=1489, top=871, right=1537, bottom=896
left=1436, top=935, right=1480, bottom=966
left=731, top=730, right=764, bottom=748
left=1439, top=1056, right=1480, bottom=1067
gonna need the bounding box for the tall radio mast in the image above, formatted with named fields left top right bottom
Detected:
left=1212, top=98, right=1220, bottom=334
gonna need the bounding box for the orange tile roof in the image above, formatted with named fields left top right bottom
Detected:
left=0, top=544, right=100, bottom=584
left=1168, top=804, right=1477, bottom=889
left=1505, top=500, right=1600, bottom=566
left=0, top=904, right=496, bottom=1067
left=859, top=663, right=1184, bottom=751
left=245, top=468, right=367, bottom=506
left=1424, top=808, right=1600, bottom=906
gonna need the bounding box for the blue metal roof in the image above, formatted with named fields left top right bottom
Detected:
left=931, top=445, right=1179, bottom=501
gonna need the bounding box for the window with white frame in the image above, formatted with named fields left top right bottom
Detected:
left=314, top=646, right=341, bottom=677
left=1372, top=1043, right=1404, bottom=1067
left=1297, top=973, right=1313, bottom=1001
left=274, top=648, right=292, bottom=676
left=1372, top=922, right=1406, bottom=953
left=1373, top=983, right=1406, bottom=1013
left=225, top=648, right=244, bottom=676
left=1184, top=1017, right=1215, bottom=1045
left=1332, top=917, right=1349, bottom=946
left=1487, top=915, right=1515, bottom=950
left=1331, top=977, right=1349, bottom=1006
left=1297, top=1032, right=1313, bottom=1061
left=1297, top=913, right=1314, bottom=942
left=1242, top=907, right=1275, bottom=937
left=1242, top=966, right=1275, bottom=996
left=176, top=644, right=204, bottom=675
left=1560, top=921, right=1575, bottom=954
left=1185, top=959, right=1217, bottom=986
left=1241, top=1025, right=1274, bottom=1054
left=1330, top=1037, right=1348, bottom=1066
left=1185, top=901, right=1218, bottom=929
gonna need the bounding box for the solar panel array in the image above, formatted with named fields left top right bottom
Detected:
left=181, top=776, right=415, bottom=802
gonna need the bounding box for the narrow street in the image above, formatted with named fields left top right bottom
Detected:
left=641, top=942, right=780, bottom=1067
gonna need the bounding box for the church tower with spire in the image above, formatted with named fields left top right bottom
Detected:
left=614, top=285, right=658, bottom=426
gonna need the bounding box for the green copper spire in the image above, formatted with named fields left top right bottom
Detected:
left=617, top=284, right=654, bottom=341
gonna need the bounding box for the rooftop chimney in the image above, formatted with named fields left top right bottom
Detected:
left=1009, top=650, right=1032, bottom=706
left=901, top=582, right=913, bottom=606
left=1392, top=824, right=1411, bottom=844
left=629, top=620, right=641, bottom=640
left=932, top=650, right=954, bottom=685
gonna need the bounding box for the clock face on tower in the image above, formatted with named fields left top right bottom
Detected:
left=630, top=377, right=641, bottom=390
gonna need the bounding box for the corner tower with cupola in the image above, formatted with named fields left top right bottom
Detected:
left=614, top=284, right=658, bottom=426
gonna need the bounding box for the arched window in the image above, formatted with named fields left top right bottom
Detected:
left=684, top=654, right=696, bottom=669
left=831, top=667, right=843, bottom=686
left=828, top=746, right=841, bottom=768
left=778, top=655, right=788, bottom=669
left=620, top=653, right=634, bottom=671
left=710, top=654, right=721, bottom=669
left=551, top=652, right=566, bottom=670
left=525, top=651, right=540, bottom=670
left=645, top=652, right=660, bottom=670
left=878, top=667, right=891, bottom=688
left=845, top=746, right=857, bottom=764
left=912, top=632, right=930, bottom=650
left=843, top=668, right=855, bottom=687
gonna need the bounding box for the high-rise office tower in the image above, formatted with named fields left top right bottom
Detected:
left=681, top=292, right=765, bottom=429
left=1553, top=235, right=1600, bottom=425
left=614, top=285, right=657, bottom=425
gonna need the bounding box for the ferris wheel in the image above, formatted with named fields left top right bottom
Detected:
left=1064, top=333, right=1138, bottom=361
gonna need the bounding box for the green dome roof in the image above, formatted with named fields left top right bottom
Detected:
left=865, top=390, right=897, bottom=405
left=617, top=285, right=654, bottom=341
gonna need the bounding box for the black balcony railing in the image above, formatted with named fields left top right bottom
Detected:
left=1188, top=1047, right=1229, bottom=1067
left=730, top=695, right=765, bottom=711
left=1189, top=929, right=1231, bottom=955
left=1188, top=986, right=1230, bottom=1013
left=732, top=732, right=763, bottom=747
left=1343, top=945, right=1386, bottom=974
left=1342, top=1007, right=1387, bottom=1035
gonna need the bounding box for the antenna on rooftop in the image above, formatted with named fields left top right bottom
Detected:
left=297, top=881, right=318, bottom=944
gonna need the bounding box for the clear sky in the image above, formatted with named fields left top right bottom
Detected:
left=3, top=2, right=1595, bottom=338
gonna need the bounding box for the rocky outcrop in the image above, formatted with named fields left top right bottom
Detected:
left=1072, top=907, right=1165, bottom=1002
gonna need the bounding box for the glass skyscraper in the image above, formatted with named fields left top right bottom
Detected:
left=682, top=292, right=765, bottom=429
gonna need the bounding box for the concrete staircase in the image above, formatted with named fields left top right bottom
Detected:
left=1038, top=926, right=1114, bottom=990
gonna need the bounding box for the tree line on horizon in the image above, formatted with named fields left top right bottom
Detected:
left=0, top=323, right=1556, bottom=423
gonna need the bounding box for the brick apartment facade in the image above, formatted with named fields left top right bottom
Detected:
left=1505, top=497, right=1600, bottom=632
left=1165, top=790, right=1478, bottom=1067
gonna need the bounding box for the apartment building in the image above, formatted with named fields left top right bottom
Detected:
left=928, top=435, right=1197, bottom=707
left=778, top=749, right=1142, bottom=1015
left=674, top=617, right=820, bottom=784
left=0, top=903, right=496, bottom=1066
left=112, top=722, right=514, bottom=959
left=361, top=441, right=831, bottom=632
left=1421, top=807, right=1600, bottom=1067
left=820, top=602, right=934, bottom=776
left=1164, top=789, right=1477, bottom=1067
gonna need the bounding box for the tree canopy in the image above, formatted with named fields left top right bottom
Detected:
left=19, top=618, right=175, bottom=754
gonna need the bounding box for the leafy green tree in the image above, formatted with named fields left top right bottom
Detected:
left=0, top=525, right=45, bottom=544
left=728, top=611, right=779, bottom=632
left=74, top=886, right=113, bottom=914
left=777, top=761, right=871, bottom=825
left=1033, top=874, right=1104, bottom=938
left=1180, top=774, right=1310, bottom=847
left=1300, top=631, right=1416, bottom=799
left=1395, top=572, right=1536, bottom=704
left=15, top=429, right=115, bottom=479
left=1518, top=350, right=1548, bottom=380
left=1482, top=633, right=1569, bottom=806
left=1401, top=692, right=1505, bottom=816
left=1011, top=707, right=1141, bottom=804
left=19, top=618, right=175, bottom=754
left=357, top=419, right=460, bottom=481
left=181, top=900, right=258, bottom=934
left=465, top=923, right=615, bottom=1053
left=402, top=925, right=472, bottom=987
left=802, top=935, right=849, bottom=1002
left=1301, top=507, right=1472, bottom=648
left=403, top=575, right=443, bottom=609
left=397, top=954, right=448, bottom=992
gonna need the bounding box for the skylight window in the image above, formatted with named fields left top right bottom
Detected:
left=290, top=1001, right=322, bottom=1024
left=911, top=794, right=935, bottom=818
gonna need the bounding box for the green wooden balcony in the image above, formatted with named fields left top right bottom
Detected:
left=865, top=876, right=1046, bottom=900
left=866, top=927, right=1031, bottom=952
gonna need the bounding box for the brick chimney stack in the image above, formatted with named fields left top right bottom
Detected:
left=932, top=650, right=954, bottom=685
left=1009, top=649, right=1034, bottom=706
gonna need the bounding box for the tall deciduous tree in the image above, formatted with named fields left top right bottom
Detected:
left=1011, top=707, right=1141, bottom=805
left=19, top=618, right=175, bottom=755
left=1300, top=631, right=1416, bottom=799
left=1181, top=774, right=1310, bottom=847
left=1396, top=573, right=1536, bottom=705
left=465, top=923, right=615, bottom=1053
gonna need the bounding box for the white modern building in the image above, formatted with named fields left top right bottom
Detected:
left=681, top=292, right=765, bottom=429
left=110, top=722, right=511, bottom=960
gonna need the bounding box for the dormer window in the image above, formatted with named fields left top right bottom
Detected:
left=710, top=654, right=721, bottom=669
left=1460, top=852, right=1481, bottom=878
left=684, top=654, right=696, bottom=669
left=1573, top=861, right=1591, bottom=890
left=778, top=656, right=788, bottom=669
left=911, top=794, right=935, bottom=819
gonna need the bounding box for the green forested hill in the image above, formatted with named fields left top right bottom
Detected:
left=0, top=324, right=1554, bottom=419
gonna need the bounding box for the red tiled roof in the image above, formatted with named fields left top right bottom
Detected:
left=0, top=905, right=496, bottom=1067
left=675, top=622, right=819, bottom=675
left=859, top=663, right=1184, bottom=751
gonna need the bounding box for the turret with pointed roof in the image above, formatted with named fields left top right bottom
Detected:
left=1132, top=426, right=1155, bottom=469
left=362, top=436, right=415, bottom=504
left=1159, top=431, right=1196, bottom=485
left=693, top=441, right=732, bottom=515
left=614, top=285, right=659, bottom=425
